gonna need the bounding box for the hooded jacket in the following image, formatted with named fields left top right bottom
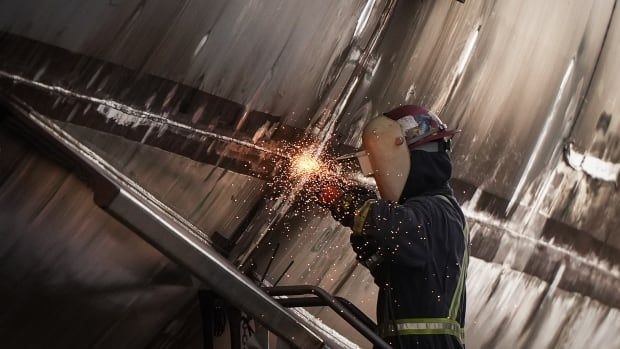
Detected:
left=350, top=148, right=468, bottom=349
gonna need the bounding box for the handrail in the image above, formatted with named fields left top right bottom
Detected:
left=275, top=296, right=377, bottom=332
left=264, top=285, right=391, bottom=349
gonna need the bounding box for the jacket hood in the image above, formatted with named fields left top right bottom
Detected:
left=398, top=147, right=453, bottom=202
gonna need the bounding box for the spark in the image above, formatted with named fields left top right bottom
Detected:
left=290, top=152, right=322, bottom=178
left=266, top=138, right=375, bottom=227
left=267, top=140, right=350, bottom=213
left=276, top=143, right=340, bottom=189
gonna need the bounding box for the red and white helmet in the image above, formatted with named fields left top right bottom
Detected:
left=356, top=105, right=458, bottom=201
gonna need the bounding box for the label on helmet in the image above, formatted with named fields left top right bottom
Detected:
left=396, top=115, right=420, bottom=142
left=396, top=115, right=418, bottom=130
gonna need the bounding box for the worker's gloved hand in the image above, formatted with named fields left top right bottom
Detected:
left=351, top=234, right=383, bottom=273
left=316, top=185, right=376, bottom=228
left=350, top=234, right=378, bottom=261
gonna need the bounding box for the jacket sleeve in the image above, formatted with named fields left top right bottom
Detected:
left=353, top=199, right=431, bottom=269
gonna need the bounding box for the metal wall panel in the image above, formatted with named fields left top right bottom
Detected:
left=543, top=7, right=620, bottom=248
left=64, top=123, right=266, bottom=240
left=335, top=0, right=614, bottom=198
left=0, top=0, right=382, bottom=124
left=0, top=127, right=196, bottom=348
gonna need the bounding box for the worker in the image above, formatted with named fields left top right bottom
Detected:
left=315, top=105, right=469, bottom=348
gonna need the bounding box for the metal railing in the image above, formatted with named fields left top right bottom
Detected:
left=265, top=285, right=391, bottom=349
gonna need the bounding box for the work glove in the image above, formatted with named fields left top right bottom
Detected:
left=351, top=234, right=384, bottom=274
left=315, top=184, right=377, bottom=228
left=350, top=234, right=378, bottom=261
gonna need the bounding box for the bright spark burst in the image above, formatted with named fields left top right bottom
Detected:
left=268, top=141, right=345, bottom=204
left=267, top=139, right=368, bottom=215
left=290, top=151, right=322, bottom=178
left=285, top=146, right=340, bottom=195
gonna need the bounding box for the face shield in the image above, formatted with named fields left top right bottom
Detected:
left=337, top=106, right=457, bottom=201
left=356, top=116, right=411, bottom=202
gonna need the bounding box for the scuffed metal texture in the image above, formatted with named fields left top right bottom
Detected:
left=543, top=6, right=620, bottom=247
left=0, top=126, right=197, bottom=348
left=0, top=0, right=620, bottom=348
left=0, top=35, right=294, bottom=180
left=62, top=123, right=266, bottom=242
left=0, top=0, right=379, bottom=126
left=334, top=0, right=620, bottom=248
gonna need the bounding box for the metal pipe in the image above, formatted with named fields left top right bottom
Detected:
left=275, top=296, right=377, bottom=333
left=334, top=296, right=378, bottom=332
left=264, top=285, right=390, bottom=349
left=276, top=296, right=327, bottom=308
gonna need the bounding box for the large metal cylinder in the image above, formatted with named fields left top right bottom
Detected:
left=1, top=0, right=619, bottom=348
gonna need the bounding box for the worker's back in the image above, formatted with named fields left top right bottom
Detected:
left=368, top=194, right=467, bottom=349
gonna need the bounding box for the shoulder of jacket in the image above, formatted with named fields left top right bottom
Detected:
left=402, top=195, right=447, bottom=207
left=403, top=195, right=462, bottom=218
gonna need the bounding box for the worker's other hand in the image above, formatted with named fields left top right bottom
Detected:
left=321, top=185, right=377, bottom=228
left=351, top=234, right=383, bottom=273
left=350, top=234, right=378, bottom=261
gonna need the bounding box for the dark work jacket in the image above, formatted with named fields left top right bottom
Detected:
left=353, top=150, right=467, bottom=349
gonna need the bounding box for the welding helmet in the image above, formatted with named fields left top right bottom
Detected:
left=356, top=105, right=458, bottom=201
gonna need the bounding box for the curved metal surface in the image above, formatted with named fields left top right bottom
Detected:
left=0, top=0, right=620, bottom=348
left=0, top=0, right=382, bottom=126
left=0, top=96, right=325, bottom=349
left=0, top=115, right=198, bottom=348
